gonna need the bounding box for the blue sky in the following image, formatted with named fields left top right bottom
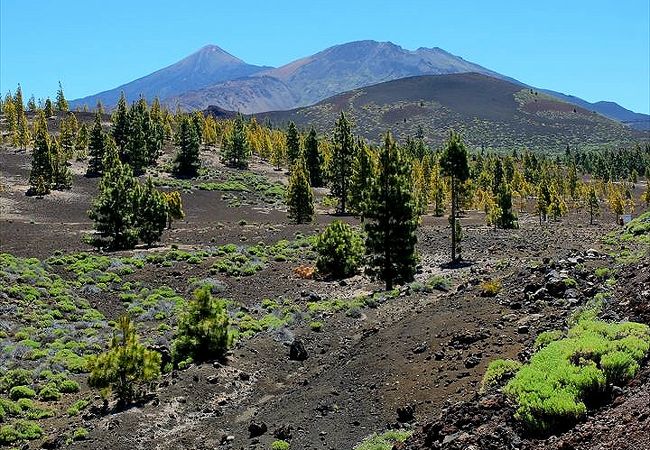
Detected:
left=1, top=0, right=649, bottom=113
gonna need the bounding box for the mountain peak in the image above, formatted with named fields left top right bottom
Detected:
left=185, top=44, right=245, bottom=65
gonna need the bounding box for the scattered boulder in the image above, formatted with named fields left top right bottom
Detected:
left=274, top=424, right=293, bottom=441
left=397, top=404, right=416, bottom=423
left=289, top=339, right=308, bottom=361
left=248, top=421, right=267, bottom=438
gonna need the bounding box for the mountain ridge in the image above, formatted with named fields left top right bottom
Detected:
left=71, top=40, right=649, bottom=130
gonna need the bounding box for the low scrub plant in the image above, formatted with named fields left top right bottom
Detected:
left=504, top=318, right=650, bottom=433
left=480, top=359, right=522, bottom=393
left=354, top=430, right=412, bottom=450
left=480, top=279, right=502, bottom=297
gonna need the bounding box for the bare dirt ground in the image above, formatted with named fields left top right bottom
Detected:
left=1, top=144, right=644, bottom=450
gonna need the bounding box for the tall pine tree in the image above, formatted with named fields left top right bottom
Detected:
left=136, top=177, right=168, bottom=246
left=173, top=115, right=201, bottom=177
left=28, top=111, right=53, bottom=196
left=55, top=81, right=69, bottom=111
left=125, top=98, right=149, bottom=174
left=286, top=153, right=314, bottom=224
left=349, top=138, right=375, bottom=219
left=222, top=113, right=250, bottom=169
left=329, top=111, right=354, bottom=214
left=111, top=92, right=129, bottom=157
left=364, top=132, right=418, bottom=290
left=440, top=130, right=470, bottom=262
left=286, top=121, right=301, bottom=168
left=304, top=127, right=324, bottom=187
left=87, top=112, right=106, bottom=177
left=88, top=144, right=140, bottom=249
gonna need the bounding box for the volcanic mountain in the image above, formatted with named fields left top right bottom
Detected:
left=70, top=45, right=271, bottom=108
left=252, top=72, right=648, bottom=150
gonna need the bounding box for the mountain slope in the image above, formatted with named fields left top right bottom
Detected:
left=253, top=73, right=648, bottom=150
left=70, top=45, right=271, bottom=108
left=541, top=90, right=650, bottom=130
left=170, top=40, right=521, bottom=113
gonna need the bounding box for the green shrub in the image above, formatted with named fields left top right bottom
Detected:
left=9, top=386, right=36, bottom=401
left=563, top=278, right=577, bottom=288
left=315, top=221, right=364, bottom=278
left=594, top=267, right=611, bottom=279
left=173, top=286, right=233, bottom=363
left=309, top=321, right=323, bottom=332
left=87, top=316, right=161, bottom=404
left=0, top=398, right=21, bottom=417
left=534, top=330, right=564, bottom=350
left=271, top=440, right=290, bottom=450
left=72, top=427, right=89, bottom=441
left=354, top=430, right=412, bottom=450
left=601, top=351, right=639, bottom=385
left=67, top=398, right=90, bottom=416
left=59, top=379, right=80, bottom=393
left=1, top=369, right=33, bottom=390
left=0, top=420, right=43, bottom=444
left=504, top=318, right=650, bottom=433
left=480, top=359, right=522, bottom=393
left=39, top=384, right=61, bottom=401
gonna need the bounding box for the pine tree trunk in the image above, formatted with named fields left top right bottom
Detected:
left=451, top=177, right=457, bottom=262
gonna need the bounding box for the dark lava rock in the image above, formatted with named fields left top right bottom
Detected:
left=464, top=355, right=482, bottom=368
left=248, top=421, right=267, bottom=438
left=289, top=339, right=308, bottom=361
left=397, top=404, right=416, bottom=423
left=274, top=424, right=293, bottom=441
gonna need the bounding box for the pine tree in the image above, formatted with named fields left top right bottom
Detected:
left=125, top=98, right=149, bottom=174
left=111, top=92, right=129, bottom=156
left=51, top=137, right=73, bottom=190
left=536, top=182, right=551, bottom=224
left=496, top=181, right=517, bottom=228
left=44, top=98, right=54, bottom=118
left=329, top=111, right=354, bottom=214
left=88, top=145, right=140, bottom=249
left=13, top=84, right=24, bottom=118
left=440, top=130, right=470, bottom=262
left=349, top=139, right=375, bottom=218
left=60, top=112, right=78, bottom=159
left=364, top=132, right=418, bottom=290
left=136, top=177, right=168, bottom=246
left=55, top=82, right=69, bottom=111
left=87, top=315, right=161, bottom=405
left=286, top=121, right=301, bottom=167
left=587, top=184, right=600, bottom=225
left=202, top=115, right=218, bottom=148
left=3, top=97, right=17, bottom=136
left=28, top=111, right=53, bottom=196
left=222, top=113, right=250, bottom=169
left=27, top=95, right=37, bottom=112
left=173, top=115, right=201, bottom=177
left=163, top=191, right=185, bottom=229
left=75, top=122, right=90, bottom=159
left=87, top=112, right=105, bottom=177
left=15, top=110, right=31, bottom=149
left=429, top=161, right=446, bottom=217
left=96, top=100, right=104, bottom=114
left=286, top=154, right=314, bottom=224
left=304, top=127, right=324, bottom=187
left=172, top=286, right=232, bottom=364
